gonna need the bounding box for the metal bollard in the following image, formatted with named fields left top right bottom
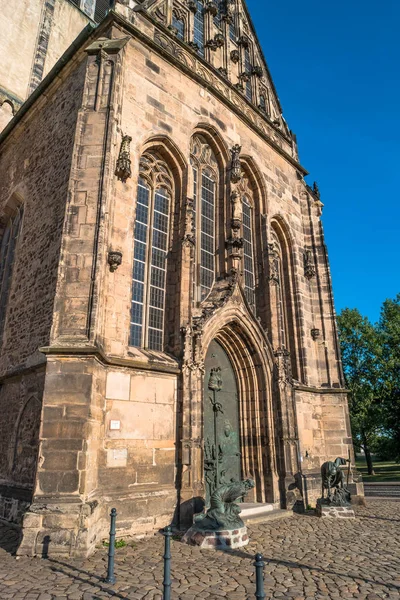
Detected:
left=254, top=553, right=266, bottom=599
left=163, top=526, right=172, bottom=600
left=105, top=508, right=117, bottom=584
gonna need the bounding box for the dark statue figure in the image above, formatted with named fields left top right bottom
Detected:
left=193, top=479, right=255, bottom=531
left=230, top=144, right=242, bottom=183
left=320, top=457, right=351, bottom=506
left=115, top=134, right=132, bottom=182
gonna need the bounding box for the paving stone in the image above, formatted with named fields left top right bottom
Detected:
left=0, top=499, right=399, bottom=599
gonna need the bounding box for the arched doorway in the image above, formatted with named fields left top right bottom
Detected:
left=204, top=340, right=241, bottom=502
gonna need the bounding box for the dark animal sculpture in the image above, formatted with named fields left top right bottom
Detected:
left=321, top=457, right=348, bottom=500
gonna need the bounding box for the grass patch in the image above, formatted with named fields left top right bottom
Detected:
left=356, top=457, right=400, bottom=482
left=103, top=539, right=127, bottom=548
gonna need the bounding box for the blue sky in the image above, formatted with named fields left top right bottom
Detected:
left=246, top=0, right=400, bottom=323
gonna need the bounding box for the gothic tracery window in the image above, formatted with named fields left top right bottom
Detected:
left=244, top=46, right=252, bottom=101
left=269, top=232, right=287, bottom=347
left=193, top=0, right=205, bottom=57
left=236, top=175, right=256, bottom=306
left=214, top=0, right=225, bottom=28
left=130, top=154, right=173, bottom=351
left=190, top=135, right=218, bottom=301
left=0, top=206, right=23, bottom=343
left=242, top=196, right=255, bottom=306
left=172, top=11, right=185, bottom=41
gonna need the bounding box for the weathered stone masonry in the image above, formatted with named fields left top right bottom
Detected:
left=0, top=1, right=361, bottom=557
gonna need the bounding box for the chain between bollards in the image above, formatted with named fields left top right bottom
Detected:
left=105, top=508, right=117, bottom=584
left=254, top=553, right=266, bottom=599
left=163, top=526, right=172, bottom=600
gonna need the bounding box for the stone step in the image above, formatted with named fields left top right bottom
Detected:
left=364, top=483, right=400, bottom=498
left=241, top=503, right=293, bottom=525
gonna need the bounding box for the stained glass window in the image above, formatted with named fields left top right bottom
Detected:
left=0, top=207, right=23, bottom=343
left=214, top=0, right=224, bottom=27
left=172, top=13, right=185, bottom=41
left=190, top=135, right=218, bottom=302
left=244, top=47, right=252, bottom=101
left=242, top=196, right=255, bottom=305
left=130, top=157, right=172, bottom=351
left=193, top=0, right=205, bottom=57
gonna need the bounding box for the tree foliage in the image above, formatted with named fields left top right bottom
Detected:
left=377, top=294, right=400, bottom=460
left=337, top=308, right=382, bottom=474
left=338, top=295, right=400, bottom=472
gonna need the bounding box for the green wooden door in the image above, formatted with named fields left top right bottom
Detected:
left=204, top=340, right=241, bottom=503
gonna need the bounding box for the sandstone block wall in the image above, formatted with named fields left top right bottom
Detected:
left=0, top=56, right=87, bottom=522
left=0, top=0, right=90, bottom=130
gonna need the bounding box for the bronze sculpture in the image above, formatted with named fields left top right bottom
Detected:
left=193, top=479, right=255, bottom=530
left=320, top=457, right=351, bottom=506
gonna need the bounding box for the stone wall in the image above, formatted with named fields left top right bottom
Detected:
left=0, top=0, right=90, bottom=130
left=0, top=54, right=87, bottom=526
left=0, top=58, right=86, bottom=376
left=0, top=11, right=356, bottom=554
left=0, top=367, right=45, bottom=524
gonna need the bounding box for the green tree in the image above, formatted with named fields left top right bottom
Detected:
left=377, top=294, right=400, bottom=461
left=337, top=308, right=382, bottom=475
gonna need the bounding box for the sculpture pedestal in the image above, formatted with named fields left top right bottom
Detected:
left=182, top=526, right=249, bottom=549
left=316, top=502, right=355, bottom=519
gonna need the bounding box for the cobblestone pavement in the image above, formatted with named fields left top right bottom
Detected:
left=0, top=499, right=399, bottom=600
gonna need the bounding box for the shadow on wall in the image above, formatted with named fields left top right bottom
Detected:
left=172, top=496, right=206, bottom=529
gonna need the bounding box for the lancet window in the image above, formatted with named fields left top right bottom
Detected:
left=130, top=154, right=173, bottom=351
left=190, top=135, right=218, bottom=301
left=193, top=0, right=205, bottom=57
left=269, top=231, right=288, bottom=348
left=235, top=174, right=256, bottom=305
left=242, top=196, right=255, bottom=305
left=214, top=0, right=225, bottom=27
left=172, top=11, right=185, bottom=41
left=0, top=206, right=23, bottom=343
left=244, top=46, right=252, bottom=101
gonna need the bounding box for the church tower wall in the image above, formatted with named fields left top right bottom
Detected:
left=0, top=4, right=360, bottom=557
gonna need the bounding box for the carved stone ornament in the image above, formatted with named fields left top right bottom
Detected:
left=218, top=67, right=228, bottom=77
left=234, top=82, right=244, bottom=93
left=237, top=35, right=249, bottom=48
left=187, top=0, right=197, bottom=13
left=230, top=144, right=242, bottom=183
left=268, top=243, right=280, bottom=285
left=226, top=235, right=244, bottom=251
left=304, top=249, right=316, bottom=279
left=183, top=198, right=196, bottom=246
left=206, top=34, right=225, bottom=51
left=313, top=181, right=321, bottom=199
left=188, top=41, right=200, bottom=52
left=231, top=190, right=242, bottom=228
left=108, top=251, right=123, bottom=272
left=223, top=0, right=235, bottom=23
left=239, top=72, right=250, bottom=82
left=204, top=0, right=218, bottom=16
left=252, top=65, right=263, bottom=78
left=230, top=49, right=240, bottom=63
left=275, top=346, right=292, bottom=386
left=115, top=134, right=132, bottom=183
left=311, top=328, right=321, bottom=340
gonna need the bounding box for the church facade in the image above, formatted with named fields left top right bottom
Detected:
left=0, top=0, right=359, bottom=557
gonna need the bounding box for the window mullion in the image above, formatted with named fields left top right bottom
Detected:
left=143, top=186, right=155, bottom=349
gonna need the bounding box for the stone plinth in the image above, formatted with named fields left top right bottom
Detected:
left=182, top=526, right=249, bottom=549
left=316, top=503, right=355, bottom=519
